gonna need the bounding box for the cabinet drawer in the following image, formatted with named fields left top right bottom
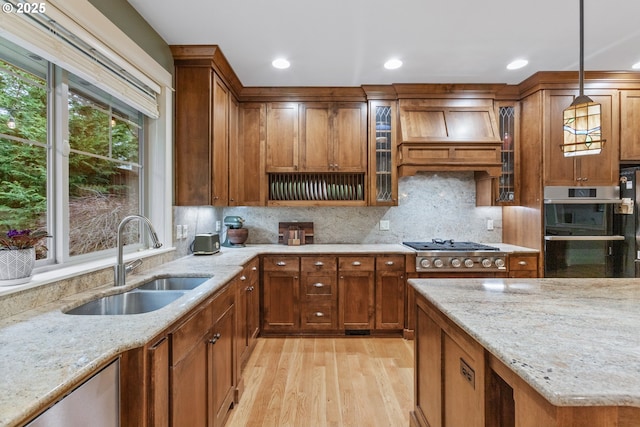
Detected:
left=376, top=255, right=405, bottom=271
left=171, top=305, right=212, bottom=365
left=509, top=255, right=537, bottom=271
left=243, top=257, right=259, bottom=281
left=301, top=301, right=337, bottom=329
left=303, top=277, right=336, bottom=297
left=338, top=256, right=375, bottom=271
left=263, top=256, right=300, bottom=271
left=301, top=256, right=337, bottom=272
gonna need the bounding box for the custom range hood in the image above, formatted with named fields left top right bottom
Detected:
left=396, top=93, right=504, bottom=178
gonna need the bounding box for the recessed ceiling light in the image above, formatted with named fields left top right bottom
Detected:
left=384, top=59, right=403, bottom=70
left=272, top=58, right=290, bottom=69
left=506, top=59, right=529, bottom=70
left=632, top=61, right=640, bottom=70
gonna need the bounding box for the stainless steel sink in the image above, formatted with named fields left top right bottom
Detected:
left=135, top=276, right=210, bottom=291
left=65, top=290, right=185, bottom=315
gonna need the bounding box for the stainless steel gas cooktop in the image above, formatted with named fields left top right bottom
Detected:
left=403, top=239, right=507, bottom=272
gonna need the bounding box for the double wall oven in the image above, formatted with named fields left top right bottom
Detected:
left=543, top=186, right=623, bottom=278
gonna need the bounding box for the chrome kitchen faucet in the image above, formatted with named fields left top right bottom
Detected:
left=114, top=215, right=163, bottom=286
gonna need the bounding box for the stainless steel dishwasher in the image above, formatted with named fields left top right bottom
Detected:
left=26, top=359, right=120, bottom=427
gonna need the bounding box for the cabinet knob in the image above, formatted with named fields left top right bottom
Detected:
left=240, top=275, right=247, bottom=281
left=314, top=312, right=325, bottom=317
left=276, top=261, right=287, bottom=266
left=314, top=261, right=324, bottom=267
left=252, top=266, right=257, bottom=271
left=246, top=286, right=254, bottom=292
left=209, top=333, right=221, bottom=344
left=313, top=282, right=324, bottom=288
left=352, top=261, right=361, bottom=266
left=385, top=261, right=394, bottom=266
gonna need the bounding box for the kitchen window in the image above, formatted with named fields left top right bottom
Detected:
left=0, top=35, right=149, bottom=265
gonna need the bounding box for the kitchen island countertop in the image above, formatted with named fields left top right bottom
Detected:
left=409, top=277, right=640, bottom=408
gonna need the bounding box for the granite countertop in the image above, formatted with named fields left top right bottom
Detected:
left=0, top=243, right=412, bottom=427
left=409, top=277, right=640, bottom=408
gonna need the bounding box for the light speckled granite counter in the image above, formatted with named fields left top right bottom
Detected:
left=409, top=277, right=640, bottom=408
left=0, top=243, right=411, bottom=427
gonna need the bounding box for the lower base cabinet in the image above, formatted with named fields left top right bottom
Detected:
left=166, top=281, right=236, bottom=427
left=413, top=292, right=485, bottom=427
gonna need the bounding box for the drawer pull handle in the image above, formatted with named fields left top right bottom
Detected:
left=209, top=333, right=221, bottom=344
left=276, top=261, right=287, bottom=266
left=240, top=275, right=247, bottom=281
left=314, top=261, right=324, bottom=267
left=246, top=286, right=254, bottom=292
left=385, top=261, right=394, bottom=266
left=314, top=312, right=325, bottom=317
left=352, top=261, right=361, bottom=266
left=518, top=261, right=528, bottom=266
left=313, top=283, right=324, bottom=288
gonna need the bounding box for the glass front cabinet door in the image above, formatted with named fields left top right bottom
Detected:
left=369, top=101, right=398, bottom=205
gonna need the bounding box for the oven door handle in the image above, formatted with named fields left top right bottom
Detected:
left=544, top=235, right=625, bottom=241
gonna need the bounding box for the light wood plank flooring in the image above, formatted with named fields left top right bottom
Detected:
left=226, top=337, right=414, bottom=427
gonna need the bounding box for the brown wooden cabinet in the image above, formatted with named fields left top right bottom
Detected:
left=413, top=292, right=485, bottom=427
left=147, top=337, right=169, bottom=427
left=209, top=284, right=236, bottom=427
left=235, top=257, right=260, bottom=400
left=543, top=90, right=619, bottom=186
left=170, top=303, right=211, bottom=427
left=620, top=90, right=640, bottom=161
left=300, top=256, right=338, bottom=330
left=369, top=100, right=398, bottom=206
left=169, top=283, right=235, bottom=427
left=508, top=253, right=539, bottom=278
left=266, top=103, right=300, bottom=172
left=299, top=102, right=367, bottom=172
left=375, top=255, right=405, bottom=330
left=230, top=103, right=266, bottom=205
left=338, top=256, right=375, bottom=330
left=173, top=57, right=233, bottom=206
left=262, top=256, right=300, bottom=332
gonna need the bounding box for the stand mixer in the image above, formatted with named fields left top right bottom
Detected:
left=222, top=216, right=248, bottom=247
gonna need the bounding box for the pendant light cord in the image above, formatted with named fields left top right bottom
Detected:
left=578, top=0, right=584, bottom=96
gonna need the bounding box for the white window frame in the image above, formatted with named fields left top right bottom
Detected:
left=0, top=0, right=174, bottom=288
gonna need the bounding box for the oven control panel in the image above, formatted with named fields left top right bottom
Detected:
left=416, top=255, right=507, bottom=272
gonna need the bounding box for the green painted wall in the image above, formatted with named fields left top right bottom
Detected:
left=88, top=0, right=173, bottom=72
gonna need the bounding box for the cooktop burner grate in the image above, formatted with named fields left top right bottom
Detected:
left=403, top=240, right=500, bottom=252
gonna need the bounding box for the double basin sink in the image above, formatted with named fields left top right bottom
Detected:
left=65, top=276, right=211, bottom=315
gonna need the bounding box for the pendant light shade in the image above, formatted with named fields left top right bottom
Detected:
left=561, top=0, right=604, bottom=157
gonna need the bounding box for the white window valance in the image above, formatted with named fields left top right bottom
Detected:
left=0, top=0, right=172, bottom=118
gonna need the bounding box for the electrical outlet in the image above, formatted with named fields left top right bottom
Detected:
left=215, top=220, right=221, bottom=232
left=379, top=220, right=390, bottom=231
left=176, top=224, right=182, bottom=239
left=487, top=219, right=494, bottom=231
left=182, top=224, right=189, bottom=239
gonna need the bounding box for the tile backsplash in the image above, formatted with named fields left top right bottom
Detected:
left=173, top=172, right=502, bottom=258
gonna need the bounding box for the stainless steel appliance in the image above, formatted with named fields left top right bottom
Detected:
left=614, top=167, right=640, bottom=277
left=543, top=186, right=623, bottom=278
left=192, top=233, right=220, bottom=255
left=403, top=239, right=507, bottom=273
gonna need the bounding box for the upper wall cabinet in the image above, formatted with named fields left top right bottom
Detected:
left=266, top=102, right=367, bottom=173
left=543, top=90, right=619, bottom=186
left=620, top=90, right=640, bottom=161
left=172, top=46, right=236, bottom=206
left=397, top=98, right=503, bottom=177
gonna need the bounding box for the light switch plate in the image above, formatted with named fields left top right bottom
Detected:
left=487, top=219, right=494, bottom=231
left=176, top=225, right=182, bottom=239
left=379, top=220, right=390, bottom=231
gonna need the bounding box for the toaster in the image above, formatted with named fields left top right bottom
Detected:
left=192, top=233, right=220, bottom=255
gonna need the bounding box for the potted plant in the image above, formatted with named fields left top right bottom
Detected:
left=0, top=229, right=50, bottom=285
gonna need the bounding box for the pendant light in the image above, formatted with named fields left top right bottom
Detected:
left=561, top=0, right=603, bottom=157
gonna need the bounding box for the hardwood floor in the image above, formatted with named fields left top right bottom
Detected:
left=226, top=337, right=414, bottom=427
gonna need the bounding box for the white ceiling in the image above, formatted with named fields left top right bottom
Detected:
left=127, top=0, right=640, bottom=88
